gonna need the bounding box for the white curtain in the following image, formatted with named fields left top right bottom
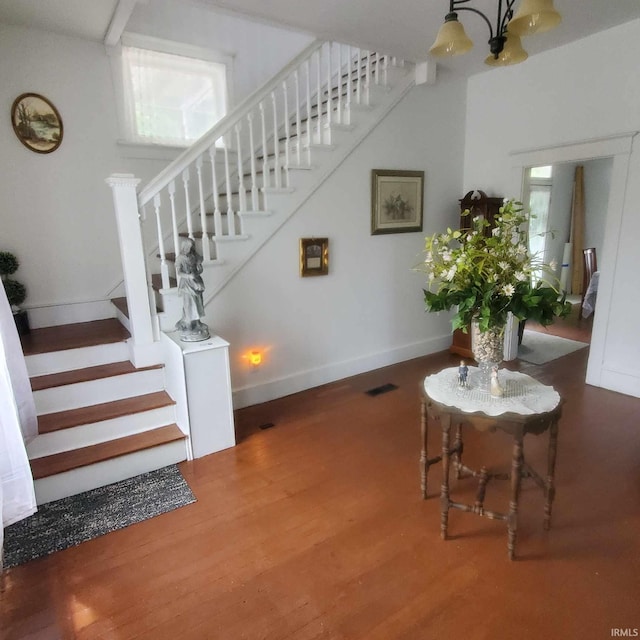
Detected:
left=0, top=284, right=37, bottom=567
left=121, top=44, right=227, bottom=146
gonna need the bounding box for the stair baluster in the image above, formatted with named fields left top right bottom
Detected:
left=153, top=194, right=170, bottom=291
left=208, top=145, right=223, bottom=238
left=247, top=113, right=259, bottom=211
left=271, top=91, right=281, bottom=189
left=259, top=101, right=270, bottom=192
left=315, top=48, right=322, bottom=143
left=337, top=44, right=343, bottom=125
left=235, top=123, right=247, bottom=214
left=356, top=48, right=362, bottom=105
left=196, top=155, right=211, bottom=261
left=168, top=180, right=179, bottom=260
left=305, top=59, right=312, bottom=166
left=223, top=144, right=235, bottom=236
left=347, top=46, right=353, bottom=124
left=366, top=51, right=372, bottom=106
left=282, top=80, right=291, bottom=188
left=294, top=70, right=302, bottom=167
left=326, top=42, right=333, bottom=128
left=182, top=168, right=194, bottom=240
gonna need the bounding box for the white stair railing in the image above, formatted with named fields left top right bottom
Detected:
left=108, top=41, right=406, bottom=354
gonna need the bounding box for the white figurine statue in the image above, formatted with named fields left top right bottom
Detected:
left=490, top=366, right=504, bottom=397
left=175, top=238, right=210, bottom=342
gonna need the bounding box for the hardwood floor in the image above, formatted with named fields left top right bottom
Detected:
left=526, top=302, right=593, bottom=343
left=3, top=348, right=639, bottom=639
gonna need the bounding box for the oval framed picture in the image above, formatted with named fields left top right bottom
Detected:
left=11, top=93, right=63, bottom=154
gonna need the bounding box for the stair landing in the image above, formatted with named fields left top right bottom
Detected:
left=21, top=318, right=130, bottom=355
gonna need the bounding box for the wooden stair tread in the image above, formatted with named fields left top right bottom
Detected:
left=21, top=319, right=130, bottom=356
left=111, top=296, right=128, bottom=317
left=30, top=424, right=186, bottom=480
left=37, top=391, right=175, bottom=434
left=151, top=274, right=177, bottom=291
left=30, top=361, right=162, bottom=392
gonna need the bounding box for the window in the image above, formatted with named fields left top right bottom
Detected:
left=118, top=35, right=229, bottom=147
left=524, top=165, right=553, bottom=282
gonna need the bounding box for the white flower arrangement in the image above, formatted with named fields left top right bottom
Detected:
left=418, top=199, right=570, bottom=332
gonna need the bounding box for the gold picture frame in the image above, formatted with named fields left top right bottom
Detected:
left=299, top=238, right=329, bottom=277
left=371, top=169, right=424, bottom=234
left=11, top=93, right=63, bottom=154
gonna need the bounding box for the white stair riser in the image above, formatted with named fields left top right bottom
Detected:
left=33, top=440, right=188, bottom=505
left=28, top=405, right=177, bottom=459
left=26, top=341, right=130, bottom=377
left=33, top=368, right=166, bottom=414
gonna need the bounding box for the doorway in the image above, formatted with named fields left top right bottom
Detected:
left=508, top=132, right=635, bottom=389
left=521, top=157, right=613, bottom=345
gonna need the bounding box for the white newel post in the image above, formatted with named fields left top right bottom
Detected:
left=106, top=173, right=159, bottom=368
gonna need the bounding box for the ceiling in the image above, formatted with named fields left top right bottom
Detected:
left=1, top=0, right=640, bottom=76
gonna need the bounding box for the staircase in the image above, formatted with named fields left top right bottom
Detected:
left=110, top=41, right=416, bottom=333
left=20, top=42, right=415, bottom=504
left=22, top=319, right=187, bottom=504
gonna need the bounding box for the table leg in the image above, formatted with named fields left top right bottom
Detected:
left=420, top=398, right=428, bottom=499
left=440, top=414, right=452, bottom=541
left=507, top=435, right=524, bottom=560
left=453, top=423, right=463, bottom=479
left=544, top=418, right=559, bottom=530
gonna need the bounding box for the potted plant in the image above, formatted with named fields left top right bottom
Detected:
left=0, top=251, right=30, bottom=335
left=417, top=199, right=570, bottom=388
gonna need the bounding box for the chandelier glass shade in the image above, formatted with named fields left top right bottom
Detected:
left=429, top=12, right=473, bottom=56
left=429, top=0, right=561, bottom=67
left=509, top=0, right=561, bottom=35
left=484, top=31, right=528, bottom=66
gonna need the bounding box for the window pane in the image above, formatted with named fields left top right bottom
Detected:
left=123, top=46, right=227, bottom=145
left=529, top=165, right=552, bottom=179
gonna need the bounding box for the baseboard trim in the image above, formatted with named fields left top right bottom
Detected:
left=232, top=334, right=451, bottom=409
left=595, top=367, right=640, bottom=399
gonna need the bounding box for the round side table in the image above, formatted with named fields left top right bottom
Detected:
left=420, top=366, right=562, bottom=560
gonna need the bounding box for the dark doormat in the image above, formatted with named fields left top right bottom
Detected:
left=2, top=464, right=196, bottom=569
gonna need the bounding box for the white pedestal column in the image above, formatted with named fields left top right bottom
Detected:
left=162, top=332, right=236, bottom=459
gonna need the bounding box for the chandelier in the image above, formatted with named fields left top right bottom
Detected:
left=429, top=0, right=561, bottom=67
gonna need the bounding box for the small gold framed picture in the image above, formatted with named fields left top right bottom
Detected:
left=299, top=237, right=329, bottom=277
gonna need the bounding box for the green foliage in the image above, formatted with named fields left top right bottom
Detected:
left=0, top=250, right=27, bottom=308
left=0, top=251, right=19, bottom=276
left=3, top=279, right=27, bottom=307
left=416, top=199, right=571, bottom=331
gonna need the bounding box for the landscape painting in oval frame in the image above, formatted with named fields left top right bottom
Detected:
left=11, top=93, right=63, bottom=154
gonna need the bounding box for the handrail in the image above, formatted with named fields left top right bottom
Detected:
left=138, top=39, right=322, bottom=206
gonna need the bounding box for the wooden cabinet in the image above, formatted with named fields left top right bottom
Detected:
left=450, top=190, right=504, bottom=359
left=458, top=189, right=504, bottom=235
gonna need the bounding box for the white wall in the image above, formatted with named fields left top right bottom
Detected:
left=464, top=19, right=640, bottom=398
left=205, top=72, right=467, bottom=405
left=0, top=24, right=163, bottom=322
left=0, top=11, right=312, bottom=326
